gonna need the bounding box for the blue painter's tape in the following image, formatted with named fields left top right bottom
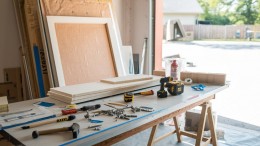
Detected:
left=59, top=109, right=164, bottom=146
left=33, top=45, right=46, bottom=97
left=37, top=102, right=55, bottom=107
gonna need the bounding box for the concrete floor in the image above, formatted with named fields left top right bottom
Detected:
left=114, top=122, right=260, bottom=146
left=162, top=41, right=260, bottom=127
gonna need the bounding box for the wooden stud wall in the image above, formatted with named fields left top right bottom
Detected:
left=23, top=0, right=50, bottom=97
left=41, top=0, right=111, bottom=17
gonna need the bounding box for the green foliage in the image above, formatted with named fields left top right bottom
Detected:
left=205, top=14, right=231, bottom=25
left=198, top=0, right=260, bottom=25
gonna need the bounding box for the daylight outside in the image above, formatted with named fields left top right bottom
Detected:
left=162, top=0, right=260, bottom=145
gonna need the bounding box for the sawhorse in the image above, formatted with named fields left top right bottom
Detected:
left=148, top=102, right=217, bottom=146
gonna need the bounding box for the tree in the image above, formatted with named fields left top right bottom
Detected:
left=198, top=0, right=260, bottom=24
left=232, top=0, right=259, bottom=24
left=198, top=0, right=232, bottom=25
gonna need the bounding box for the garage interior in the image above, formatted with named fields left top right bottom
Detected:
left=0, top=0, right=259, bottom=146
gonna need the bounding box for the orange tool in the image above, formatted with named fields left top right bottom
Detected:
left=124, top=90, right=154, bottom=102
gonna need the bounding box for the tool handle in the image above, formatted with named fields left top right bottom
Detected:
left=38, top=127, right=69, bottom=135
left=108, top=102, right=126, bottom=106
left=27, top=119, right=56, bottom=128
left=135, top=90, right=154, bottom=95
left=31, top=116, right=69, bottom=128
left=140, top=90, right=154, bottom=95
left=62, top=109, right=77, bottom=115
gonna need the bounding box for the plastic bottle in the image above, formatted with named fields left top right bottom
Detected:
left=171, top=60, right=178, bottom=80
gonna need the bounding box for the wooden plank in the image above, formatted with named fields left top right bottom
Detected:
left=180, top=131, right=210, bottom=142
left=23, top=0, right=50, bottom=97
left=47, top=16, right=125, bottom=86
left=49, top=76, right=160, bottom=98
left=48, top=76, right=160, bottom=104
left=153, top=70, right=165, bottom=76
left=147, top=125, right=158, bottom=146
left=0, top=96, right=9, bottom=113
left=173, top=117, right=182, bottom=142
left=153, top=130, right=176, bottom=143
left=101, top=75, right=152, bottom=84
left=48, top=80, right=159, bottom=104
left=208, top=104, right=218, bottom=146
left=195, top=103, right=208, bottom=146
left=181, top=72, right=226, bottom=85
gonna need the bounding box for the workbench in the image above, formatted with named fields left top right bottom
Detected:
left=0, top=83, right=228, bottom=146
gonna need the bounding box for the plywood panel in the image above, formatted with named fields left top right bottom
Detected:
left=55, top=23, right=116, bottom=85
left=49, top=75, right=161, bottom=98
left=42, top=0, right=111, bottom=17
left=47, top=16, right=125, bottom=86
left=100, top=75, right=152, bottom=84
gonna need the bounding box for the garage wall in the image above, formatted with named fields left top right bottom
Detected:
left=113, top=0, right=150, bottom=74
left=164, top=13, right=198, bottom=25
left=0, top=0, right=21, bottom=82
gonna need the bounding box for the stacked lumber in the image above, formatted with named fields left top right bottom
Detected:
left=48, top=75, right=161, bottom=104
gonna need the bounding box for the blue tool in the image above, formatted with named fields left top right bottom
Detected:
left=88, top=119, right=103, bottom=123
left=191, top=84, right=206, bottom=91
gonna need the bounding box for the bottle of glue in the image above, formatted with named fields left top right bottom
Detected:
left=171, top=60, right=178, bottom=80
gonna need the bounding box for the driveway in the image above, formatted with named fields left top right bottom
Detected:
left=162, top=41, right=260, bottom=127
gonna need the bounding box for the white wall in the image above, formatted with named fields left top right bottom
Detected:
left=0, top=0, right=21, bottom=82
left=113, top=0, right=150, bottom=74
left=164, top=13, right=198, bottom=25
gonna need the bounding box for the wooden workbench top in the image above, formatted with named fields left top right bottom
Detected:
left=3, top=83, right=229, bottom=146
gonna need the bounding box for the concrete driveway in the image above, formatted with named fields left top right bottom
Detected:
left=162, top=41, right=260, bottom=127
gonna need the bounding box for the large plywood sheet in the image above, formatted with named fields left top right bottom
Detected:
left=41, top=0, right=111, bottom=17
left=55, top=23, right=116, bottom=85
left=47, top=16, right=125, bottom=86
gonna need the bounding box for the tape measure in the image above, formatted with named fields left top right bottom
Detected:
left=184, top=78, right=192, bottom=85
left=65, top=104, right=77, bottom=109
left=124, top=92, right=134, bottom=102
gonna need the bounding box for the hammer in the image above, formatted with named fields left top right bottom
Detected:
left=32, top=123, right=80, bottom=139
left=22, top=115, right=76, bottom=129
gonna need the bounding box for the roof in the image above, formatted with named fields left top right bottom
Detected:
left=164, top=0, right=204, bottom=14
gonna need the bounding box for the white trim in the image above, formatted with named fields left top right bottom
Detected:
left=47, top=16, right=125, bottom=87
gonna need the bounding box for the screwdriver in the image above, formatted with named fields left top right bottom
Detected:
left=62, top=104, right=101, bottom=115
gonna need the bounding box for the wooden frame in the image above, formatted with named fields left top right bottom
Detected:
left=47, top=16, right=125, bottom=86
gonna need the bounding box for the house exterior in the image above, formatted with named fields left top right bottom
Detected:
left=163, top=0, right=203, bottom=25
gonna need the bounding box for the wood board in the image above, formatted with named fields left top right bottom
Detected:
left=49, top=75, right=161, bottom=98
left=153, top=70, right=165, bottom=76
left=180, top=72, right=226, bottom=85
left=153, top=70, right=226, bottom=85
left=38, top=0, right=113, bottom=87
left=41, top=0, right=111, bottom=17
left=48, top=80, right=160, bottom=104
left=47, top=16, right=125, bottom=86
left=100, top=75, right=152, bottom=84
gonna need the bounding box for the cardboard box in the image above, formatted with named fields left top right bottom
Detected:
left=3, top=68, right=23, bottom=101
left=0, top=96, right=8, bottom=113
left=185, top=109, right=217, bottom=131
left=0, top=82, right=16, bottom=97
